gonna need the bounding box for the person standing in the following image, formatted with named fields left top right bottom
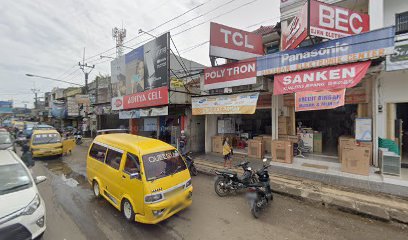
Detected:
left=223, top=137, right=232, bottom=168
left=178, top=130, right=187, bottom=155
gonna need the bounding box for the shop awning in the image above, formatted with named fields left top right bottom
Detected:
left=192, top=92, right=259, bottom=115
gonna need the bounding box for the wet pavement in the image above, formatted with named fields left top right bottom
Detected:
left=27, top=145, right=408, bottom=240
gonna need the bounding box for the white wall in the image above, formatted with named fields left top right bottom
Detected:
left=205, top=115, right=218, bottom=153
left=383, top=0, right=408, bottom=27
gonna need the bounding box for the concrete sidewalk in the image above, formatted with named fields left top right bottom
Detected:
left=194, top=153, right=408, bottom=224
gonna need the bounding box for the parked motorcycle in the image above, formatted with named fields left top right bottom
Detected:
left=184, top=152, right=198, bottom=176
left=246, top=158, right=273, bottom=218
left=74, top=131, right=83, bottom=145
left=214, top=161, right=257, bottom=197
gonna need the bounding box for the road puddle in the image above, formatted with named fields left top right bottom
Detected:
left=44, top=160, right=88, bottom=188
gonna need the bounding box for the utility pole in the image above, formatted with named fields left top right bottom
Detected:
left=31, top=88, right=40, bottom=109
left=78, top=48, right=95, bottom=94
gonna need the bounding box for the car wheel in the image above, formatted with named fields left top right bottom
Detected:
left=92, top=181, right=101, bottom=198
left=122, top=199, right=135, bottom=222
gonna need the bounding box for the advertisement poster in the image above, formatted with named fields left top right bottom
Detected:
left=110, top=55, right=126, bottom=97
left=203, top=59, right=256, bottom=90
left=51, top=100, right=67, bottom=119
left=125, top=46, right=145, bottom=94
left=0, top=101, right=13, bottom=114
left=309, top=0, right=370, bottom=40
left=192, top=92, right=259, bottom=115
left=386, top=39, right=408, bottom=71
left=143, top=32, right=169, bottom=90
left=295, top=89, right=345, bottom=112
left=281, top=0, right=308, bottom=51
left=274, top=61, right=371, bottom=95
left=257, top=26, right=395, bottom=76
left=111, top=96, right=124, bottom=111
left=355, top=118, right=372, bottom=141
left=209, top=22, right=263, bottom=60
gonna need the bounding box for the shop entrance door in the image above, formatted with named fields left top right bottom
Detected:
left=396, top=103, right=408, bottom=167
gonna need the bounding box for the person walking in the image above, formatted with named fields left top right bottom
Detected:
left=222, top=137, right=232, bottom=168
left=178, top=130, right=187, bottom=155
left=21, top=143, right=34, bottom=167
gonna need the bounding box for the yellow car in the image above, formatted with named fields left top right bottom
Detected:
left=86, top=134, right=193, bottom=224
left=30, top=130, right=63, bottom=157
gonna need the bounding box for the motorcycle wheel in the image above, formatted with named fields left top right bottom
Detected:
left=214, top=177, right=229, bottom=197
left=190, top=165, right=198, bottom=176
left=251, top=200, right=261, bottom=219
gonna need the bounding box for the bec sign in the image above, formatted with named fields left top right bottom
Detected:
left=210, top=22, right=264, bottom=60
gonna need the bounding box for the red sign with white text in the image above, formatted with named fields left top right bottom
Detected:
left=281, top=0, right=309, bottom=51
left=309, top=0, right=370, bottom=39
left=203, top=59, right=257, bottom=90
left=295, top=89, right=346, bottom=112
left=210, top=22, right=264, bottom=60
left=273, top=61, right=371, bottom=95
left=123, top=86, right=168, bottom=110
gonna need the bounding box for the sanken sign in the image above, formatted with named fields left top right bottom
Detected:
left=203, top=59, right=257, bottom=90
left=210, top=22, right=264, bottom=60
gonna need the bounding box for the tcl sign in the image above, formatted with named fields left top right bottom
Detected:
left=210, top=22, right=263, bottom=60
left=309, top=0, right=369, bottom=39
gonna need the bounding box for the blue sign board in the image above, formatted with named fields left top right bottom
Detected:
left=257, top=26, right=395, bottom=76
left=0, top=101, right=13, bottom=114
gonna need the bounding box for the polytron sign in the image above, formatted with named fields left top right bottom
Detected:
left=210, top=22, right=264, bottom=60
left=309, top=0, right=370, bottom=39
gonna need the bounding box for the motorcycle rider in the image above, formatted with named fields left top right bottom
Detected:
left=178, top=130, right=187, bottom=155
left=223, top=137, right=232, bottom=168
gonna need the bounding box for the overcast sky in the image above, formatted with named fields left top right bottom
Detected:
left=0, top=0, right=280, bottom=107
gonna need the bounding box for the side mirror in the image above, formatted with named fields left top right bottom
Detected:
left=262, top=158, right=267, bottom=163
left=35, top=176, right=47, bottom=185
left=130, top=172, right=140, bottom=179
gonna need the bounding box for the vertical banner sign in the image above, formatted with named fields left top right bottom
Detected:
left=295, top=89, right=346, bottom=112
left=203, top=59, right=257, bottom=90
left=125, top=46, right=145, bottom=94
left=309, top=0, right=370, bottom=39
left=273, top=61, right=371, bottom=95
left=143, top=32, right=169, bottom=91
left=210, top=22, right=264, bottom=60
left=281, top=0, right=309, bottom=51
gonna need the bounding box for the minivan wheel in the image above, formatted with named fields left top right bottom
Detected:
left=93, top=181, right=101, bottom=198
left=122, top=199, right=135, bottom=222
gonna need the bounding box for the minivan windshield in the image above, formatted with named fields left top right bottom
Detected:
left=0, top=163, right=32, bottom=195
left=32, top=133, right=61, bottom=145
left=142, top=150, right=187, bottom=181
left=0, top=134, right=12, bottom=144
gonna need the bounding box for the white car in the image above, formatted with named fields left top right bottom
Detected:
left=0, top=150, right=46, bottom=239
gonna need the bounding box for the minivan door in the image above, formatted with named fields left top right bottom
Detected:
left=104, top=148, right=125, bottom=207
left=120, top=152, right=144, bottom=215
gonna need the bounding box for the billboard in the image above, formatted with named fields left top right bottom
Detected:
left=111, top=55, right=126, bottom=97
left=257, top=26, right=395, bottom=76
left=203, top=59, right=257, bottom=90
left=0, top=101, right=12, bottom=114
left=67, top=97, right=79, bottom=117
left=281, top=1, right=308, bottom=51
left=125, top=46, right=144, bottom=94
left=309, top=0, right=370, bottom=39
left=295, top=89, right=346, bottom=112
left=273, top=61, right=371, bottom=95
left=51, top=100, right=67, bottom=119
left=192, top=92, right=259, bottom=115
left=210, top=22, right=264, bottom=60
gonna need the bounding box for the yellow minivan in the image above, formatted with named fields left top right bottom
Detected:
left=86, top=133, right=193, bottom=224
left=30, top=129, right=64, bottom=157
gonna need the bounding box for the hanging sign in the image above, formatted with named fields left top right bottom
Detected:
left=192, top=92, right=259, bottom=115
left=281, top=0, right=309, bottom=51
left=386, top=39, right=408, bottom=71
left=257, top=26, right=395, bottom=76
left=274, top=61, right=370, bottom=95
left=210, top=22, right=264, bottom=60
left=203, top=59, right=257, bottom=90
left=295, top=89, right=345, bottom=112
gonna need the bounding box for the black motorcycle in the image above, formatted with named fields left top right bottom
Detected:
left=184, top=152, right=197, bottom=176
left=214, top=161, right=257, bottom=197
left=246, top=159, right=273, bottom=218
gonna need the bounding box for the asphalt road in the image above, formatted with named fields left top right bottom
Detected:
left=28, top=145, right=408, bottom=240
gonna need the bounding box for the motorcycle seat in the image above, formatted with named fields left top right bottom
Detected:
left=217, top=170, right=237, bottom=176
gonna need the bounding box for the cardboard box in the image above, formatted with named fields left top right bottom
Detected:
left=338, top=136, right=355, bottom=162
left=278, top=116, right=291, bottom=135
left=313, top=132, right=322, bottom=153
left=278, top=135, right=298, bottom=144
left=272, top=140, right=293, bottom=164
left=262, top=135, right=272, bottom=154
left=248, top=140, right=263, bottom=159
left=341, top=145, right=371, bottom=176
left=212, top=135, right=223, bottom=153
left=278, top=116, right=290, bottom=124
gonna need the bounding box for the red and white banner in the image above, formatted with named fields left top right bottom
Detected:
left=123, top=86, right=168, bottom=110
left=203, top=59, right=256, bottom=90
left=281, top=0, right=308, bottom=51
left=111, top=97, right=124, bottom=110
left=295, top=89, right=346, bottom=112
left=210, top=22, right=264, bottom=60
left=309, top=0, right=370, bottom=39
left=273, top=61, right=371, bottom=95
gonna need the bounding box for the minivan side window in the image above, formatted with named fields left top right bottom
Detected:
left=105, top=149, right=123, bottom=170
left=124, top=153, right=140, bottom=174
left=89, top=143, right=107, bottom=162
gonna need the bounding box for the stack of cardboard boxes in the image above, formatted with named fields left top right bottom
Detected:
left=338, top=136, right=372, bottom=176
left=278, top=116, right=292, bottom=135
left=254, top=135, right=272, bottom=155
left=271, top=140, right=293, bottom=164
left=212, top=135, right=223, bottom=154
left=248, top=139, right=264, bottom=159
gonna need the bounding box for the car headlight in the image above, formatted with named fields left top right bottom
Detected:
left=22, top=194, right=40, bottom=215
left=185, top=179, right=192, bottom=189
left=145, top=193, right=163, bottom=203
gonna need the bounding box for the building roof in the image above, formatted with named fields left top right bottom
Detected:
left=252, top=25, right=277, bottom=36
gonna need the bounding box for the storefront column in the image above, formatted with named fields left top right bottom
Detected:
left=271, top=94, right=280, bottom=140
left=205, top=115, right=217, bottom=153
left=387, top=103, right=396, bottom=140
